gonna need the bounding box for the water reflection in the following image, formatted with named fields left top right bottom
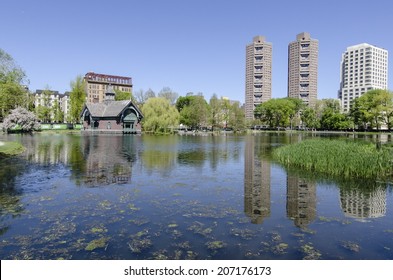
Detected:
left=82, top=135, right=134, bottom=186
left=244, top=136, right=271, bottom=224
left=340, top=183, right=387, bottom=220
left=286, top=174, right=316, bottom=228
left=0, top=133, right=392, bottom=259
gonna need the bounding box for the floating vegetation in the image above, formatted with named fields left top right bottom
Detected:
left=271, top=243, right=289, bottom=255
left=187, top=222, right=214, bottom=238
left=340, top=241, right=361, bottom=252
left=168, top=223, right=178, bottom=228
left=185, top=250, right=198, bottom=260
left=301, top=243, right=321, bottom=260
left=152, top=249, right=169, bottom=260
left=128, top=238, right=152, bottom=254
left=85, top=237, right=108, bottom=251
left=383, top=229, right=393, bottom=233
left=173, top=241, right=191, bottom=250
left=301, top=228, right=316, bottom=235
left=98, top=200, right=112, bottom=210
left=272, top=139, right=393, bottom=179
left=230, top=228, right=256, bottom=240
left=129, top=218, right=150, bottom=226
left=90, top=225, right=107, bottom=234
left=128, top=203, right=140, bottom=211
left=206, top=241, right=227, bottom=250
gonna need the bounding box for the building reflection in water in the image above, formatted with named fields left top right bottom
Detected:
left=244, top=136, right=271, bottom=224
left=82, top=135, right=134, bottom=186
left=339, top=185, right=386, bottom=220
left=286, top=174, right=316, bottom=228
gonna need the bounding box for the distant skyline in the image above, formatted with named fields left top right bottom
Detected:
left=1, top=0, right=392, bottom=103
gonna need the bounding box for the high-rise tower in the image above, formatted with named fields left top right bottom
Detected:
left=288, top=32, right=319, bottom=107
left=338, top=43, right=388, bottom=112
left=245, top=36, right=272, bottom=120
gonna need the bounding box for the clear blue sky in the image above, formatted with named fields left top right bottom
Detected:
left=1, top=0, right=392, bottom=103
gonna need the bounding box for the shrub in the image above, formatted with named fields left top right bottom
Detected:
left=2, top=107, right=40, bottom=133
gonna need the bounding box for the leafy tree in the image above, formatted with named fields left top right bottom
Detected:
left=141, top=97, right=180, bottom=134
left=177, top=95, right=209, bottom=129
left=52, top=102, right=64, bottom=123
left=114, top=89, right=134, bottom=102
left=0, top=83, right=29, bottom=120
left=209, top=94, right=221, bottom=130
left=286, top=97, right=304, bottom=129
left=35, top=88, right=52, bottom=122
left=0, top=49, right=29, bottom=120
left=228, top=101, right=246, bottom=132
left=320, top=107, right=352, bottom=130
left=350, top=89, right=393, bottom=130
left=69, top=75, right=86, bottom=123
left=158, top=87, right=178, bottom=105
left=254, top=98, right=298, bottom=128
left=301, top=107, right=319, bottom=130
left=0, top=48, right=27, bottom=84
left=2, top=107, right=40, bottom=132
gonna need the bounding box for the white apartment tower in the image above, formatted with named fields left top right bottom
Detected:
left=338, top=43, right=388, bottom=112
left=288, top=32, right=319, bottom=107
left=245, top=36, right=272, bottom=120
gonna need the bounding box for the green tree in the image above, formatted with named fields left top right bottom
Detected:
left=209, top=94, right=221, bottom=130
left=69, top=75, right=86, bottom=123
left=228, top=101, right=246, bottom=132
left=35, top=88, right=52, bottom=122
left=114, top=89, right=137, bottom=103
left=0, top=48, right=27, bottom=84
left=176, top=95, right=209, bottom=129
left=52, top=102, right=64, bottom=123
left=141, top=97, right=180, bottom=134
left=0, top=49, right=29, bottom=120
left=350, top=89, right=393, bottom=130
left=301, top=107, right=320, bottom=130
left=254, top=98, right=298, bottom=128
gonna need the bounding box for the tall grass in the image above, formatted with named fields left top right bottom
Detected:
left=272, top=139, right=393, bottom=179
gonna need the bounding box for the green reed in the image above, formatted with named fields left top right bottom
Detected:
left=272, top=139, right=393, bottom=179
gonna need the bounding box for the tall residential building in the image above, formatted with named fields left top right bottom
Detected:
left=288, top=32, right=319, bottom=107
left=84, top=72, right=133, bottom=103
left=338, top=43, right=388, bottom=112
left=245, top=36, right=272, bottom=120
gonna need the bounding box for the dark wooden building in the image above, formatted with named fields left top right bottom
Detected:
left=80, top=86, right=143, bottom=133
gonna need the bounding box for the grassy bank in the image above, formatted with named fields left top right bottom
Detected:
left=0, top=141, right=25, bottom=156
left=272, top=139, right=393, bottom=179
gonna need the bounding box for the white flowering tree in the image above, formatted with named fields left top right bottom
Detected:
left=2, top=107, right=40, bottom=133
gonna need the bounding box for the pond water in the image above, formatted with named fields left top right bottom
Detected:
left=0, top=132, right=393, bottom=260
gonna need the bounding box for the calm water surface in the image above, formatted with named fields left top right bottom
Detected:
left=0, top=133, right=393, bottom=260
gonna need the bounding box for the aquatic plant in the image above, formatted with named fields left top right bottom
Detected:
left=85, top=237, right=108, bottom=251
left=0, top=141, right=25, bottom=156
left=272, top=139, right=393, bottom=179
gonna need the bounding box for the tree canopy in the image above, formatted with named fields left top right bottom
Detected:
left=0, top=49, right=29, bottom=120
left=141, top=97, right=180, bottom=134
left=69, top=75, right=86, bottom=123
